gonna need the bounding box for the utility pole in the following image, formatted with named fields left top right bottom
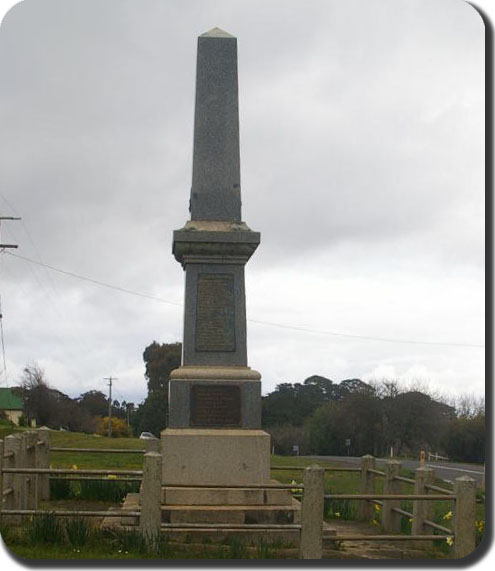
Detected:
left=0, top=217, right=21, bottom=388
left=104, top=376, right=117, bottom=438
left=0, top=216, right=21, bottom=249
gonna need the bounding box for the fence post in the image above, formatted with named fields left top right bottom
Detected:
left=25, top=431, right=39, bottom=510
left=300, top=464, right=324, bottom=559
left=382, top=460, right=402, bottom=533
left=412, top=466, right=434, bottom=544
left=140, top=452, right=162, bottom=542
left=36, top=427, right=51, bottom=501
left=358, top=455, right=375, bottom=521
left=145, top=438, right=160, bottom=454
left=19, top=433, right=28, bottom=512
left=453, top=476, right=476, bottom=559
left=3, top=435, right=22, bottom=523
left=0, top=440, right=3, bottom=524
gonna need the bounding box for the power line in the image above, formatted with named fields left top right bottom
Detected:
left=6, top=251, right=182, bottom=306
left=5, top=251, right=484, bottom=349
left=248, top=318, right=484, bottom=348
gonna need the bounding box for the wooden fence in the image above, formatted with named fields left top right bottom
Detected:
left=0, top=431, right=479, bottom=559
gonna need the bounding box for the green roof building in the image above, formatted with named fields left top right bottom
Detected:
left=0, top=387, right=24, bottom=425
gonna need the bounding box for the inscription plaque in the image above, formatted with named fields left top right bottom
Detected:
left=196, top=273, right=235, bottom=352
left=190, top=385, right=241, bottom=427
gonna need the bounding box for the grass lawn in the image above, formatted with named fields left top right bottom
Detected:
left=49, top=431, right=145, bottom=470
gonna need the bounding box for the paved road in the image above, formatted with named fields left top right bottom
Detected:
left=305, top=455, right=484, bottom=487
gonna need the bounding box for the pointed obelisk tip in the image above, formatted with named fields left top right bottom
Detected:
left=200, top=27, right=235, bottom=39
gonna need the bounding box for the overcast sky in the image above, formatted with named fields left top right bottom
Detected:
left=0, top=0, right=485, bottom=407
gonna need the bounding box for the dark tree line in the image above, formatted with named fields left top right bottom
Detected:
left=263, top=376, right=485, bottom=462
left=15, top=346, right=484, bottom=464
left=13, top=365, right=133, bottom=434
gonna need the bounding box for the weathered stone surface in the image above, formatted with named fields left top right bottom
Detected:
left=161, top=428, right=270, bottom=485
left=190, top=28, right=241, bottom=221
left=182, top=263, right=248, bottom=367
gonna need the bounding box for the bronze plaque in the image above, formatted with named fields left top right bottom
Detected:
left=196, top=273, right=235, bottom=352
left=190, top=385, right=241, bottom=427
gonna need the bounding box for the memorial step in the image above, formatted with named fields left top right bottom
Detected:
left=161, top=499, right=301, bottom=525
left=162, top=481, right=293, bottom=506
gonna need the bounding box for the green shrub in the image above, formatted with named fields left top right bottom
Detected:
left=78, top=480, right=140, bottom=502
left=324, top=498, right=358, bottom=520
left=50, top=478, right=73, bottom=500
left=27, top=513, right=64, bottom=544
left=111, top=528, right=170, bottom=557
left=227, top=536, right=247, bottom=558
left=65, top=518, right=93, bottom=547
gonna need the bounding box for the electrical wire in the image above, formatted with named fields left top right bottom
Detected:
left=5, top=250, right=485, bottom=349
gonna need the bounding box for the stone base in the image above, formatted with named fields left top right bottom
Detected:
left=161, top=428, right=270, bottom=486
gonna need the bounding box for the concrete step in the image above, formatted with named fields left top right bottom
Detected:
left=162, top=480, right=293, bottom=506
left=160, top=525, right=301, bottom=546
left=162, top=498, right=301, bottom=525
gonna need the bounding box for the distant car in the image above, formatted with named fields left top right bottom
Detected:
left=139, top=432, right=157, bottom=440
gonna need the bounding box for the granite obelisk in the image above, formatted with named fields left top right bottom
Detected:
left=161, top=28, right=270, bottom=486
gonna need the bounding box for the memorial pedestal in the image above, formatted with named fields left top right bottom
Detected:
left=161, top=428, right=270, bottom=486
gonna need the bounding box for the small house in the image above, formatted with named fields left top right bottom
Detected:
left=0, top=387, right=24, bottom=425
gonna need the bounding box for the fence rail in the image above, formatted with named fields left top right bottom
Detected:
left=50, top=447, right=146, bottom=454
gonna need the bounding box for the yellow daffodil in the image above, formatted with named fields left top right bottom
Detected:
left=446, top=537, right=454, bottom=546
left=290, top=480, right=303, bottom=493
left=443, top=511, right=453, bottom=521
left=72, top=464, right=78, bottom=470
left=107, top=474, right=117, bottom=480
left=374, top=504, right=381, bottom=512
left=372, top=519, right=379, bottom=526
left=334, top=512, right=341, bottom=518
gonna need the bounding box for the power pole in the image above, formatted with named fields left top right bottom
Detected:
left=0, top=216, right=21, bottom=249
left=104, top=376, right=118, bottom=438
left=0, top=217, right=21, bottom=388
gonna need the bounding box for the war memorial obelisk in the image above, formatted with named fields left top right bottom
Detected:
left=161, top=28, right=270, bottom=487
